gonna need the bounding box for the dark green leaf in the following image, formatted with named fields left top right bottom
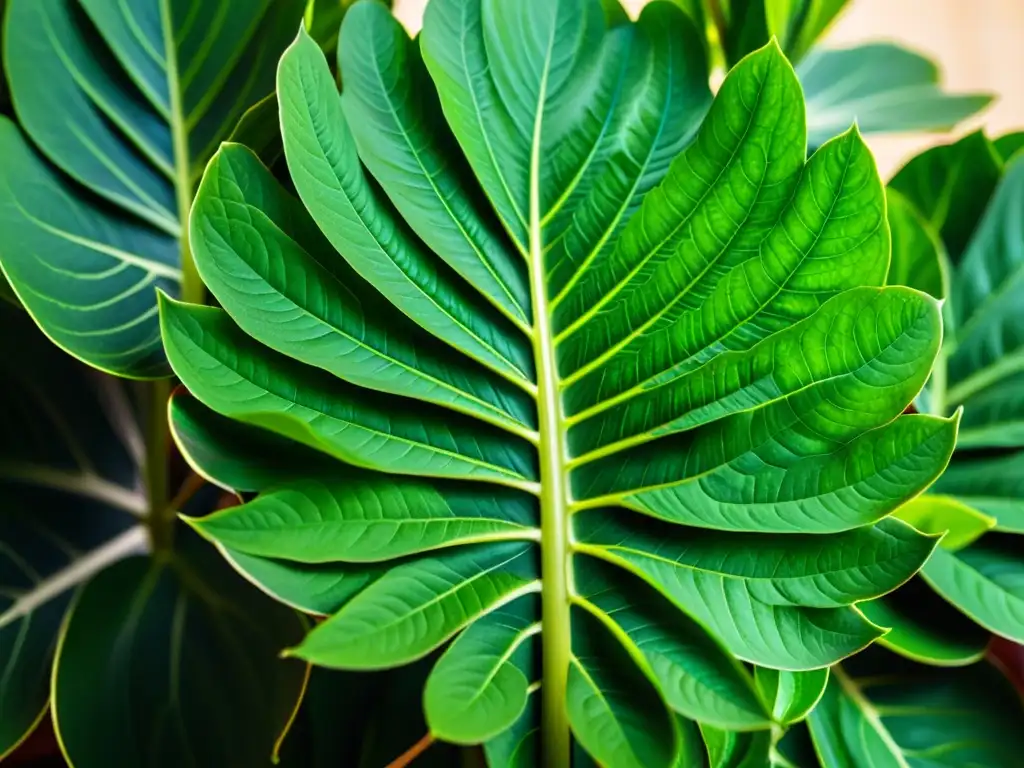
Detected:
left=0, top=0, right=305, bottom=376
left=52, top=531, right=307, bottom=767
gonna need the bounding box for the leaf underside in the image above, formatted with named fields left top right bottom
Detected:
left=165, top=2, right=954, bottom=766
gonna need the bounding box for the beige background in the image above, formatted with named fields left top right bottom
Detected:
left=391, top=0, right=1024, bottom=178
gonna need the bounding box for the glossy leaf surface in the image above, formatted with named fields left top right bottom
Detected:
left=0, top=0, right=304, bottom=376
left=167, top=4, right=953, bottom=766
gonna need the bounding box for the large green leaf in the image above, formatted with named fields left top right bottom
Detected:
left=886, top=133, right=1024, bottom=646
left=166, top=4, right=953, bottom=766
left=52, top=529, right=307, bottom=767
left=797, top=45, right=991, bottom=149
left=0, top=305, right=307, bottom=765
left=806, top=650, right=1024, bottom=768
left=0, top=0, right=305, bottom=377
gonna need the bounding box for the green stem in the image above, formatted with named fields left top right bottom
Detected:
left=161, top=0, right=203, bottom=306
left=929, top=346, right=948, bottom=417
left=145, top=377, right=173, bottom=553
left=529, top=77, right=572, bottom=768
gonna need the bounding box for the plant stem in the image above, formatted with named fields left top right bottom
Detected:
left=385, top=733, right=435, bottom=768
left=929, top=346, right=948, bottom=417
left=145, top=377, right=173, bottom=553
left=161, top=0, right=204, bottom=307
left=529, top=74, right=572, bottom=768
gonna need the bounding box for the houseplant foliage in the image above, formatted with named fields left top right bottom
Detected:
left=0, top=0, right=326, bottom=764
left=700, top=0, right=991, bottom=147
left=0, top=0, right=305, bottom=377
left=0, top=304, right=307, bottom=764
left=772, top=649, right=1024, bottom=767
left=164, top=0, right=959, bottom=764
left=870, top=132, right=1024, bottom=659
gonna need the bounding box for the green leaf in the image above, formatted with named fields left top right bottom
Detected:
left=857, top=577, right=990, bottom=666
left=575, top=511, right=935, bottom=668
left=883, top=132, right=1024, bottom=653
left=886, top=188, right=946, bottom=300
left=807, top=668, right=907, bottom=768
left=424, top=595, right=539, bottom=744
left=921, top=535, right=1024, bottom=643
left=190, top=471, right=539, bottom=563
left=190, top=143, right=535, bottom=437
left=0, top=0, right=305, bottom=376
left=170, top=5, right=954, bottom=765
left=169, top=388, right=336, bottom=494
left=288, top=543, right=539, bottom=669
left=943, top=154, right=1024, bottom=412
left=0, top=307, right=145, bottom=757
left=797, top=44, right=990, bottom=149
left=52, top=532, right=307, bottom=767
left=699, top=724, right=770, bottom=768
left=0, top=306, right=311, bottom=765
left=893, top=495, right=995, bottom=550
left=567, top=608, right=678, bottom=768
left=159, top=295, right=538, bottom=490
left=754, top=668, right=828, bottom=725
left=807, top=651, right=1024, bottom=768
left=931, top=452, right=1024, bottom=532
left=889, top=131, right=1002, bottom=266
left=221, top=547, right=384, bottom=617
left=994, top=131, right=1024, bottom=163
left=575, top=557, right=770, bottom=729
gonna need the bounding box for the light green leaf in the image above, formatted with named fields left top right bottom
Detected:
left=339, top=1, right=531, bottom=327
left=424, top=595, right=540, bottom=744
left=168, top=4, right=955, bottom=764
left=754, top=667, right=828, bottom=725
left=894, top=495, right=995, bottom=550
left=0, top=0, right=304, bottom=376
left=921, top=536, right=1024, bottom=643
left=798, top=44, right=991, bottom=149
left=288, top=543, right=539, bottom=669
left=189, top=472, right=539, bottom=563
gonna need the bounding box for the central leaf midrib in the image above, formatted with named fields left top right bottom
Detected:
left=527, top=12, right=573, bottom=766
